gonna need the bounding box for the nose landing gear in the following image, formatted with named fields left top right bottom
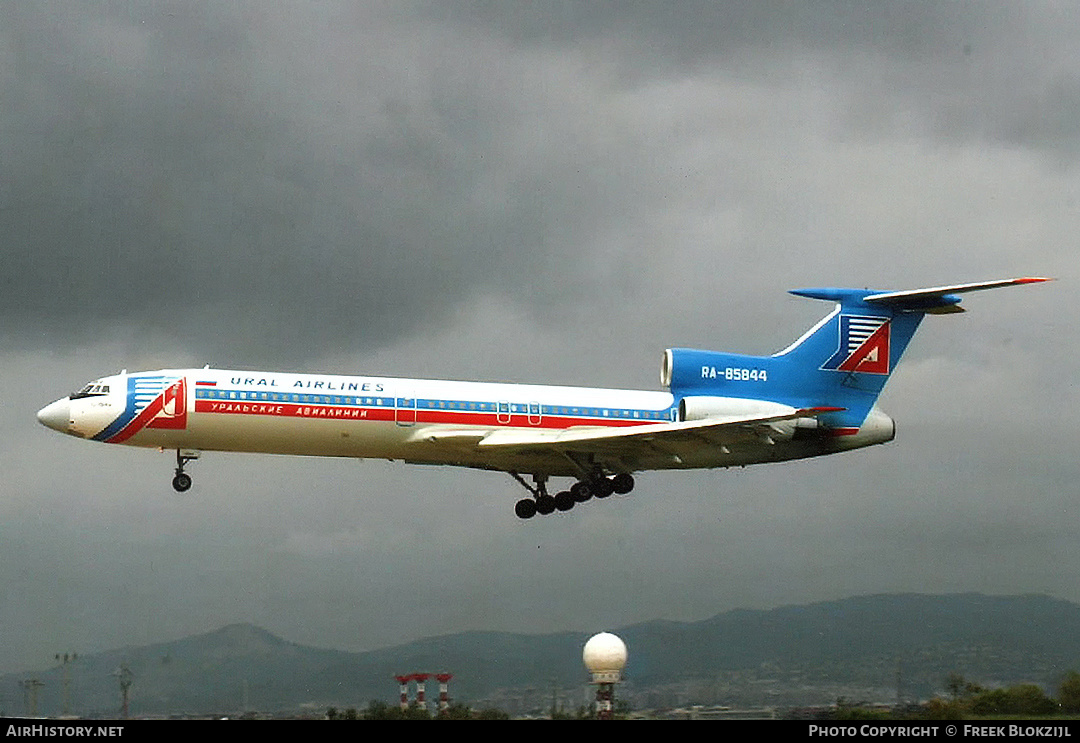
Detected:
left=171, top=449, right=200, bottom=493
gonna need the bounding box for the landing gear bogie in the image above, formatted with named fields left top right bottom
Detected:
left=510, top=472, right=635, bottom=519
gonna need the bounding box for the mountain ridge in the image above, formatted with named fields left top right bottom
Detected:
left=5, top=592, right=1079, bottom=717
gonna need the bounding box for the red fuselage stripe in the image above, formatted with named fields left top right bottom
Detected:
left=193, top=400, right=651, bottom=429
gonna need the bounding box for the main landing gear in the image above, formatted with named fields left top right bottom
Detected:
left=511, top=472, right=635, bottom=519
left=172, top=449, right=200, bottom=493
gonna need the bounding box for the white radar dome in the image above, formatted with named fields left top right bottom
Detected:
left=583, top=632, right=627, bottom=683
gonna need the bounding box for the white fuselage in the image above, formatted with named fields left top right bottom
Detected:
left=166, top=369, right=676, bottom=467
left=38, top=367, right=894, bottom=481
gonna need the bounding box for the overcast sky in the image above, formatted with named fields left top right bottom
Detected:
left=1, top=1, right=1076, bottom=682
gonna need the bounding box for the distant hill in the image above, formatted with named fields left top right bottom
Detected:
left=5, top=593, right=1080, bottom=717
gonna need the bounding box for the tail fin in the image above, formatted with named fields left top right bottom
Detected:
left=664, top=278, right=1050, bottom=430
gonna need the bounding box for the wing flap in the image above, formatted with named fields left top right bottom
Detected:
left=408, top=428, right=491, bottom=445
left=475, top=406, right=840, bottom=452
left=405, top=407, right=843, bottom=475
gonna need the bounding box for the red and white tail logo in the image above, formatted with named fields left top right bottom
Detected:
left=822, top=315, right=892, bottom=375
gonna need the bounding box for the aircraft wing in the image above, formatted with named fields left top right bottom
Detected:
left=410, top=405, right=840, bottom=474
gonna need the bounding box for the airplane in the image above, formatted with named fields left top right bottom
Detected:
left=36, top=278, right=1049, bottom=519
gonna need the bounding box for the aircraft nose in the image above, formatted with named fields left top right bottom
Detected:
left=37, top=398, right=71, bottom=433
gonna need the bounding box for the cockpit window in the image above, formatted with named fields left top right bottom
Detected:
left=70, top=382, right=110, bottom=400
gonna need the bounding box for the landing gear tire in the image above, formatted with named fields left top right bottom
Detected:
left=535, top=494, right=557, bottom=515
left=611, top=473, right=635, bottom=495
left=555, top=491, right=576, bottom=511
left=570, top=481, right=592, bottom=503
left=172, top=449, right=199, bottom=494
left=590, top=477, right=614, bottom=499
left=515, top=498, right=538, bottom=519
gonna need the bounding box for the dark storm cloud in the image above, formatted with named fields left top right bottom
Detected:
left=3, top=2, right=1077, bottom=367
left=0, top=2, right=706, bottom=365
left=0, top=3, right=527, bottom=364
left=443, top=1, right=1080, bottom=149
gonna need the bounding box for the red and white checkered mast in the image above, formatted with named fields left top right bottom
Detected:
left=395, top=674, right=412, bottom=711
left=393, top=671, right=452, bottom=714
left=413, top=673, right=430, bottom=710
left=435, top=673, right=453, bottom=712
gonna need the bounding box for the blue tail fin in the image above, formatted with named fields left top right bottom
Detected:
left=663, top=278, right=1050, bottom=430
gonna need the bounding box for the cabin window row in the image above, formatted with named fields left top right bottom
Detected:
left=196, top=388, right=672, bottom=420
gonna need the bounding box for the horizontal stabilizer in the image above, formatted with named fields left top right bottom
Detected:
left=864, top=277, right=1052, bottom=313
left=789, top=277, right=1050, bottom=314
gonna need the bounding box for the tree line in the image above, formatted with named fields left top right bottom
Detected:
left=833, top=670, right=1080, bottom=720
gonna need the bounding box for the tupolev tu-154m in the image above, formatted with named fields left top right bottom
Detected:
left=37, top=278, right=1049, bottom=519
